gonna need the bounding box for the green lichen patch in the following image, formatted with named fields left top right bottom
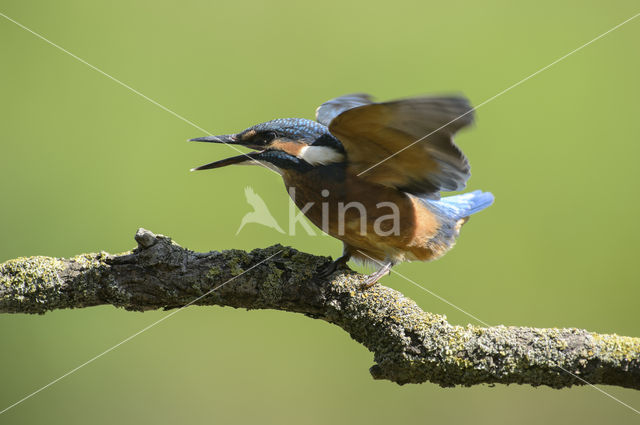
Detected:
left=207, top=266, right=222, bottom=280
left=69, top=252, right=109, bottom=269
left=259, top=263, right=284, bottom=304
left=220, top=250, right=250, bottom=276
left=593, top=333, right=640, bottom=363
left=0, top=256, right=66, bottom=313
left=228, top=258, right=245, bottom=276
left=0, top=256, right=64, bottom=291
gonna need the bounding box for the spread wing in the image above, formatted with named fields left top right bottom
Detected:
left=315, top=93, right=373, bottom=126
left=316, top=94, right=474, bottom=198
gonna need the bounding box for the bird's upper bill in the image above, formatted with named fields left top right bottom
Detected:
left=189, top=135, right=264, bottom=171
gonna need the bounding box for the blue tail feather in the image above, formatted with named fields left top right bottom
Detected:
left=426, top=190, right=495, bottom=220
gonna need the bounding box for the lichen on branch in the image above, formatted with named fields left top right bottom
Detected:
left=1, top=228, right=638, bottom=390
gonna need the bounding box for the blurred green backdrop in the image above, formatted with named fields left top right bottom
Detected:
left=1, top=0, right=639, bottom=423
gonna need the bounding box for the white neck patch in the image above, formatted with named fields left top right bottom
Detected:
left=298, top=145, right=344, bottom=165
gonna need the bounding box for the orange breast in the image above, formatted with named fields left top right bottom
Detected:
left=282, top=168, right=442, bottom=263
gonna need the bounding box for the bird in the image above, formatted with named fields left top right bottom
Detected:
left=236, top=186, right=284, bottom=235
left=190, top=93, right=494, bottom=288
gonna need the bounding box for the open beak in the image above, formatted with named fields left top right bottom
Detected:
left=190, top=152, right=263, bottom=171
left=189, top=135, right=264, bottom=171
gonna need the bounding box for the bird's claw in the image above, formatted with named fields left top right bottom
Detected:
left=316, top=261, right=338, bottom=279
left=359, top=274, right=383, bottom=290
left=316, top=256, right=350, bottom=279
left=358, top=262, right=393, bottom=290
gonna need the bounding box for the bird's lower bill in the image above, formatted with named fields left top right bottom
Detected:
left=190, top=152, right=263, bottom=171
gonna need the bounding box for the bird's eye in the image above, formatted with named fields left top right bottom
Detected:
left=262, top=131, right=277, bottom=143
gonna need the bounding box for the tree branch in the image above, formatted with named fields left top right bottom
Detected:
left=1, top=228, right=638, bottom=389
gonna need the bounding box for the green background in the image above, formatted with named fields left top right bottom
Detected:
left=1, top=1, right=639, bottom=423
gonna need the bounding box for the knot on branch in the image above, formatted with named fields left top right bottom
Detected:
left=135, top=228, right=158, bottom=249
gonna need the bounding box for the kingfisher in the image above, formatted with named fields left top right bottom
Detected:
left=190, top=94, right=494, bottom=287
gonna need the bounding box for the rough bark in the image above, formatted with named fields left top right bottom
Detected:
left=1, top=228, right=638, bottom=389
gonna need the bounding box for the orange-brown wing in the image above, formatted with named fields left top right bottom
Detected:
left=319, top=95, right=474, bottom=198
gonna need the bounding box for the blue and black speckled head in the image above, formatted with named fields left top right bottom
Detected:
left=249, top=118, right=329, bottom=142
left=189, top=118, right=345, bottom=172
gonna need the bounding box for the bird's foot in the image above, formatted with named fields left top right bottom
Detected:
left=317, top=255, right=351, bottom=279
left=359, top=262, right=393, bottom=290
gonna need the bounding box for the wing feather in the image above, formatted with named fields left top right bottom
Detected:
left=318, top=94, right=474, bottom=197
left=315, top=93, right=373, bottom=127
